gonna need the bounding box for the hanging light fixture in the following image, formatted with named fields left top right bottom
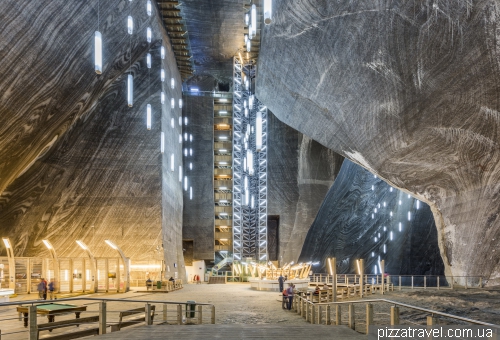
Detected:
left=263, top=0, right=272, bottom=24
left=179, top=134, right=182, bottom=143
left=95, top=31, right=102, bottom=74
left=190, top=134, right=192, bottom=142
left=244, top=34, right=248, bottom=43
left=251, top=4, right=257, bottom=36
left=246, top=40, right=251, bottom=52
left=171, top=98, right=175, bottom=109
left=171, top=118, right=174, bottom=128
left=179, top=116, right=182, bottom=126
left=245, top=13, right=249, bottom=26
left=184, top=117, right=188, bottom=125
left=170, top=154, right=174, bottom=171
left=161, top=69, right=165, bottom=82
left=179, top=166, right=182, bottom=182
left=189, top=148, right=192, bottom=156
left=184, top=132, right=188, bottom=141
left=190, top=187, right=192, bottom=200
left=249, top=24, right=253, bottom=40
left=189, top=162, right=192, bottom=170
left=171, top=78, right=175, bottom=89
left=179, top=98, right=183, bottom=109
left=146, top=53, right=151, bottom=68
left=161, top=46, right=165, bottom=59
left=94, top=0, right=102, bottom=74
left=161, top=132, right=165, bottom=153
left=147, top=27, right=152, bottom=43
left=161, top=91, right=165, bottom=104
left=184, top=176, right=188, bottom=191
left=127, top=16, right=133, bottom=34
left=127, top=74, right=133, bottom=107
left=146, top=104, right=152, bottom=130
left=146, top=0, right=152, bottom=16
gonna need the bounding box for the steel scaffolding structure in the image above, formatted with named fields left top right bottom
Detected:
left=232, top=57, right=268, bottom=262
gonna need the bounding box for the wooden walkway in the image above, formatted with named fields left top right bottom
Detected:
left=96, top=324, right=365, bottom=339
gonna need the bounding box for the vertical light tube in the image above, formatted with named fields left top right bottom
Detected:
left=190, top=134, right=193, bottom=142
left=146, top=104, right=151, bottom=130
left=146, top=53, right=151, bottom=68
left=94, top=31, right=102, bottom=74
left=170, top=118, right=174, bottom=128
left=251, top=195, right=255, bottom=209
left=161, top=46, right=165, bottom=59
left=190, top=186, right=192, bottom=200
left=179, top=134, right=182, bottom=143
left=256, top=111, right=262, bottom=151
left=246, top=40, right=251, bottom=52
left=249, top=95, right=254, bottom=108
left=147, top=27, right=152, bottom=42
left=251, top=4, right=257, bottom=36
left=171, top=78, right=175, bottom=89
left=171, top=98, right=175, bottom=109
left=244, top=34, right=248, bottom=43
left=245, top=189, right=250, bottom=206
left=161, top=69, right=165, bottom=82
left=184, top=148, right=187, bottom=157
left=184, top=117, right=188, bottom=125
left=127, top=16, right=133, bottom=35
left=161, top=132, right=165, bottom=153
left=189, top=148, right=192, bottom=156
left=147, top=0, right=152, bottom=16
left=179, top=165, right=182, bottom=182
left=184, top=176, right=188, bottom=191
left=263, top=0, right=272, bottom=24
left=184, top=132, right=187, bottom=141
left=179, top=98, right=183, bottom=109
left=245, top=13, right=249, bottom=25
left=127, top=74, right=133, bottom=107
left=161, top=91, right=165, bottom=104
left=189, top=162, right=192, bottom=170
left=170, top=154, right=174, bottom=171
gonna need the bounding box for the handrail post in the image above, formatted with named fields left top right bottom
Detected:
left=424, top=276, right=427, bottom=289
left=366, top=303, right=373, bottom=334
left=399, top=276, right=401, bottom=291
left=348, top=303, right=355, bottom=330
left=465, top=277, right=468, bottom=289
left=427, top=315, right=438, bottom=325
left=318, top=305, right=322, bottom=324
left=437, top=276, right=440, bottom=290
left=163, top=303, right=168, bottom=322
left=99, top=301, right=107, bottom=335
left=311, top=303, right=316, bottom=324
left=411, top=276, right=414, bottom=290
left=479, top=277, right=483, bottom=288
left=451, top=275, right=454, bottom=290
left=28, top=305, right=37, bottom=340
left=336, top=305, right=341, bottom=325
left=326, top=305, right=331, bottom=325
left=145, top=303, right=152, bottom=325
left=390, top=306, right=399, bottom=325
left=197, top=305, right=202, bottom=324
left=177, top=304, right=182, bottom=325
left=305, top=302, right=309, bottom=322
left=359, top=259, right=364, bottom=298
left=211, top=305, right=215, bottom=324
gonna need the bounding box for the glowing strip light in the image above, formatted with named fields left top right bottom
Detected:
left=42, top=240, right=52, bottom=250
left=161, top=132, right=165, bottom=153
left=127, top=16, right=133, bottom=34
left=146, top=104, right=151, bottom=130
left=146, top=53, right=151, bottom=68
left=161, top=46, right=165, bottom=59
left=161, top=69, right=165, bottom=82
left=179, top=98, right=183, bottom=109
left=147, top=27, right=152, bottom=42
left=127, top=74, right=133, bottom=107
left=170, top=154, right=174, bottom=171
left=171, top=98, right=175, bottom=109
left=179, top=165, right=182, bottom=182
left=171, top=118, right=174, bottom=128
left=161, top=91, right=165, bottom=104
left=94, top=31, right=102, bottom=74
left=263, top=0, right=272, bottom=24
left=146, top=0, right=152, bottom=16
left=171, top=78, right=175, bottom=89
left=2, top=238, right=11, bottom=249
left=251, top=5, right=257, bottom=36
left=184, top=176, right=188, bottom=191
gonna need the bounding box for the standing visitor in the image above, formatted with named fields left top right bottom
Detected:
left=42, top=278, right=48, bottom=300
left=37, top=279, right=45, bottom=300
left=48, top=279, right=55, bottom=300
left=286, top=283, right=294, bottom=310
left=278, top=274, right=285, bottom=293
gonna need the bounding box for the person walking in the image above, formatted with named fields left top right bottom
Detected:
left=48, top=279, right=55, bottom=300
left=286, top=283, right=294, bottom=310
left=278, top=274, right=285, bottom=293
left=42, top=278, right=48, bottom=300
left=37, top=279, right=45, bottom=300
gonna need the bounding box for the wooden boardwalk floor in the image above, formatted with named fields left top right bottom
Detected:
left=96, top=324, right=366, bottom=339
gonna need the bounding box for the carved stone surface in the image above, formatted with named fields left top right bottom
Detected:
left=267, top=112, right=342, bottom=264
left=0, top=0, right=185, bottom=279
left=299, top=160, right=444, bottom=278
left=257, top=1, right=500, bottom=284
left=182, top=95, right=215, bottom=261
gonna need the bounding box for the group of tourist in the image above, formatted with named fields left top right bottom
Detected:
left=37, top=278, right=55, bottom=300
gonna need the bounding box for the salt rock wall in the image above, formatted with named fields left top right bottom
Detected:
left=268, top=112, right=342, bottom=263
left=181, top=95, right=215, bottom=261
left=0, top=0, right=185, bottom=277
left=299, top=160, right=444, bottom=278
left=257, top=0, right=500, bottom=284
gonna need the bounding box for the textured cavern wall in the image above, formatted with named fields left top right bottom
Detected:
left=257, top=1, right=500, bottom=284
left=181, top=95, right=214, bottom=261
left=267, top=112, right=342, bottom=264
left=0, top=1, right=185, bottom=275
left=299, top=160, right=444, bottom=278
left=180, top=0, right=247, bottom=85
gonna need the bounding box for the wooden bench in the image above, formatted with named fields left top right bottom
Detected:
left=37, top=315, right=99, bottom=339
left=110, top=306, right=156, bottom=332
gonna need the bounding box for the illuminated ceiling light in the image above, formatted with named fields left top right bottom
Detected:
left=184, top=148, right=187, bottom=157
left=399, top=222, right=402, bottom=231
left=171, top=98, right=175, bottom=109
left=189, top=162, right=192, bottom=170
left=94, top=31, right=102, bottom=74
left=251, top=195, right=255, bottom=209
left=127, top=16, right=133, bottom=35
left=383, top=244, right=386, bottom=253
left=371, top=252, right=375, bottom=257
left=245, top=188, right=249, bottom=206
left=179, top=117, right=182, bottom=126
left=219, top=149, right=227, bottom=152
left=219, top=98, right=228, bottom=102
left=220, top=110, right=228, bottom=114
left=190, top=187, right=192, bottom=200
left=246, top=40, right=251, bottom=52
left=245, top=13, right=249, bottom=25
left=256, top=111, right=262, bottom=151
left=179, top=165, right=182, bottom=182
left=147, top=27, right=152, bottom=43
left=189, top=148, right=192, bottom=156
left=247, top=150, right=254, bottom=175
left=76, top=240, right=88, bottom=250
left=147, top=0, right=152, bottom=16
left=249, top=95, right=254, bottom=108
left=2, top=238, right=11, bottom=249
left=219, top=161, right=228, bottom=165
left=146, top=104, right=152, bottom=130
left=408, top=211, right=411, bottom=221
left=408, top=194, right=411, bottom=199
left=171, top=78, right=175, bottom=89
left=374, top=237, right=378, bottom=242
left=416, top=200, right=420, bottom=209
left=146, top=53, right=151, bottom=68
left=127, top=74, right=133, bottom=107
left=170, top=154, right=174, bottom=171
left=371, top=214, right=374, bottom=219
left=377, top=203, right=380, bottom=208
left=390, top=187, right=393, bottom=192
left=184, top=117, right=188, bottom=125
left=179, top=134, right=182, bottom=143
left=244, top=34, right=248, bottom=43
left=244, top=108, right=248, bottom=117
left=390, top=211, right=393, bottom=217
left=170, top=117, right=174, bottom=128
left=179, top=98, right=183, bottom=109
left=220, top=186, right=227, bottom=190
left=219, top=136, right=228, bottom=140
left=190, top=134, right=193, bottom=142
left=390, top=231, right=393, bottom=240
left=184, top=176, right=188, bottom=191
left=161, top=69, right=165, bottom=82
left=371, top=185, right=374, bottom=190
left=161, top=46, right=165, bottom=59
left=249, top=23, right=253, bottom=40
left=184, top=132, right=188, bottom=141
left=263, top=0, right=272, bottom=24
left=251, top=4, right=257, bottom=36
left=42, top=239, right=52, bottom=249
left=105, top=240, right=118, bottom=250
left=161, top=91, right=165, bottom=104
left=161, top=132, right=165, bottom=153
left=399, top=200, right=402, bottom=205
left=383, top=201, right=386, bottom=207
left=220, top=199, right=228, bottom=203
